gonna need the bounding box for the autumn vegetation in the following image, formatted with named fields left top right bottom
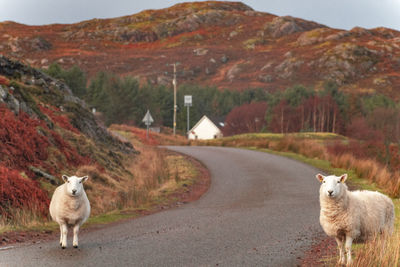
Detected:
left=46, top=64, right=400, bottom=198
left=1, top=1, right=400, bottom=263
left=0, top=58, right=199, bottom=232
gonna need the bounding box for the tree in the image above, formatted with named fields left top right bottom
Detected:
left=63, top=65, right=87, bottom=97
left=86, top=72, right=111, bottom=111
left=222, top=102, right=268, bottom=136
left=44, top=63, right=87, bottom=97
left=86, top=73, right=140, bottom=125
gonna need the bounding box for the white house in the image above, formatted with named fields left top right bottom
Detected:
left=188, top=115, right=223, bottom=140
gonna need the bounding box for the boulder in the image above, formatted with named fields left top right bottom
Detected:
left=325, top=30, right=351, bottom=41
left=264, top=16, right=326, bottom=38
left=316, top=43, right=380, bottom=84
left=221, top=54, right=229, bottom=63
left=29, top=36, right=52, bottom=51
left=193, top=48, right=209, bottom=56
left=297, top=28, right=330, bottom=46
left=258, top=74, right=273, bottom=83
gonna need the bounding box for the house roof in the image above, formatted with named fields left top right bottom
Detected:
left=188, top=115, right=222, bottom=134
left=208, top=115, right=226, bottom=128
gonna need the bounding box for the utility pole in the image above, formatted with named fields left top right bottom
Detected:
left=173, top=63, right=177, bottom=136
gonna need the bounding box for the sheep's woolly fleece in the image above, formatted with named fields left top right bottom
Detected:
left=316, top=173, right=394, bottom=265
left=49, top=175, right=91, bottom=249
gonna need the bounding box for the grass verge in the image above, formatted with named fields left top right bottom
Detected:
left=0, top=127, right=209, bottom=246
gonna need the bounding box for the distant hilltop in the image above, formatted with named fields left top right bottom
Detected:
left=1, top=1, right=400, bottom=97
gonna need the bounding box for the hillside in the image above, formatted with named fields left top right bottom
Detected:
left=1, top=1, right=400, bottom=97
left=0, top=55, right=135, bottom=220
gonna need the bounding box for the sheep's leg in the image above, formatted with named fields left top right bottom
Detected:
left=335, top=237, right=345, bottom=265
left=345, top=235, right=353, bottom=266
left=61, top=223, right=68, bottom=249
left=59, top=224, right=63, bottom=246
left=73, top=224, right=80, bottom=248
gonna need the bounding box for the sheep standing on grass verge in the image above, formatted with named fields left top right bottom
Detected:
left=49, top=175, right=91, bottom=249
left=316, top=173, right=394, bottom=266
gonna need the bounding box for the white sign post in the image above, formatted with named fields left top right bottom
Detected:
left=142, top=109, right=154, bottom=139
left=184, top=95, right=192, bottom=138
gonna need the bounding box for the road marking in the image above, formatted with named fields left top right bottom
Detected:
left=0, top=246, right=14, bottom=251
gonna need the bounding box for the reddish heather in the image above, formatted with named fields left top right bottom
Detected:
left=128, top=127, right=159, bottom=146
left=0, top=106, right=50, bottom=173
left=0, top=105, right=90, bottom=173
left=0, top=76, right=9, bottom=86
left=39, top=105, right=80, bottom=134
left=50, top=131, right=91, bottom=167
left=0, top=164, right=50, bottom=219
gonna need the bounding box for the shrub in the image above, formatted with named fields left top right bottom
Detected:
left=0, top=165, right=49, bottom=220
left=39, top=105, right=79, bottom=134
left=0, top=106, right=49, bottom=174
left=223, top=102, right=268, bottom=136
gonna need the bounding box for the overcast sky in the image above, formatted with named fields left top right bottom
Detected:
left=1, top=0, right=400, bottom=31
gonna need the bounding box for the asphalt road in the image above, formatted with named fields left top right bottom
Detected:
left=0, top=146, right=323, bottom=267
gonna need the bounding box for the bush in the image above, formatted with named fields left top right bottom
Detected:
left=0, top=106, right=49, bottom=173
left=0, top=165, right=49, bottom=220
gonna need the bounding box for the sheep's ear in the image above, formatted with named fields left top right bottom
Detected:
left=316, top=174, right=325, bottom=183
left=340, top=174, right=348, bottom=183
left=81, top=176, right=89, bottom=183
left=62, top=175, right=69, bottom=182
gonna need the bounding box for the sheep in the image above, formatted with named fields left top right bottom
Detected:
left=316, top=173, right=394, bottom=266
left=49, top=175, right=91, bottom=249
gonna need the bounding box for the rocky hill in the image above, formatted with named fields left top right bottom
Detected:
left=1, top=1, right=400, bottom=97
left=0, top=55, right=135, bottom=219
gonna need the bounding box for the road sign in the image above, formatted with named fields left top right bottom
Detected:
left=142, top=110, right=154, bottom=138
left=142, top=110, right=154, bottom=126
left=184, top=95, right=192, bottom=107
left=142, top=110, right=154, bottom=139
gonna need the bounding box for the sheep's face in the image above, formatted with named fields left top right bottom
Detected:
left=62, top=175, right=88, bottom=197
left=316, top=174, right=347, bottom=199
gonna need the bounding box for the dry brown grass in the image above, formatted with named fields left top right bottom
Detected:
left=352, top=232, right=400, bottom=266
left=0, top=205, right=49, bottom=233
left=73, top=147, right=187, bottom=215
left=328, top=153, right=400, bottom=197
left=71, top=126, right=200, bottom=218
left=269, top=137, right=328, bottom=160
left=201, top=133, right=400, bottom=197
left=109, top=124, right=190, bottom=146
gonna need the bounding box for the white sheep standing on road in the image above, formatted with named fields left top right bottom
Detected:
left=316, top=173, right=394, bottom=266
left=50, top=175, right=91, bottom=249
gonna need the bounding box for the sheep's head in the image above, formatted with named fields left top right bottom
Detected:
left=62, top=175, right=89, bottom=197
left=316, top=173, right=347, bottom=199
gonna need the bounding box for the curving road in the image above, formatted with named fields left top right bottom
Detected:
left=0, top=146, right=323, bottom=266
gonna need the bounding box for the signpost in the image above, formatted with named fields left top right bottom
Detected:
left=142, top=109, right=154, bottom=139
left=184, top=95, right=192, bottom=137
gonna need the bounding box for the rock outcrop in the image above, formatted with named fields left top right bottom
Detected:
left=0, top=55, right=135, bottom=153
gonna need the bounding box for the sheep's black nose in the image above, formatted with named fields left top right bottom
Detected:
left=328, top=190, right=333, bottom=196
left=72, top=189, right=77, bottom=195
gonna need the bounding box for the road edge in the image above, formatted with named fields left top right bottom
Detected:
left=0, top=149, right=211, bottom=248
